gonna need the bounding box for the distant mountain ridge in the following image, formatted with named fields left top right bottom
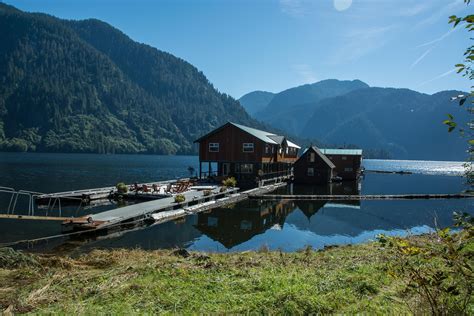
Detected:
left=0, top=3, right=263, bottom=154
left=238, top=91, right=274, bottom=116
left=243, top=80, right=469, bottom=161
left=245, top=79, right=370, bottom=135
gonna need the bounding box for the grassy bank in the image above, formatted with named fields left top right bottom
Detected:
left=0, top=233, right=472, bottom=314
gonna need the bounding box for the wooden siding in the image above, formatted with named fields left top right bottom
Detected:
left=326, top=154, right=362, bottom=180
left=293, top=148, right=334, bottom=184
left=198, top=123, right=298, bottom=164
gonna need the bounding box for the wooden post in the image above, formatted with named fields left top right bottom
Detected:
left=199, top=161, right=202, bottom=179
left=208, top=161, right=211, bottom=177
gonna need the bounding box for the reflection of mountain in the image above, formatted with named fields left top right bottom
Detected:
left=287, top=199, right=468, bottom=238
left=195, top=200, right=296, bottom=248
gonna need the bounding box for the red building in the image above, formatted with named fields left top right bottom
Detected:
left=194, top=122, right=300, bottom=184
left=293, top=146, right=335, bottom=184
left=320, top=149, right=363, bottom=180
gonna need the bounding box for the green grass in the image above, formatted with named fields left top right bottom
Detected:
left=0, top=235, right=469, bottom=314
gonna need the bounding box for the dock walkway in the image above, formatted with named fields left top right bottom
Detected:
left=249, top=193, right=473, bottom=201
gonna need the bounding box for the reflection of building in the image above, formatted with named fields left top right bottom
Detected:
left=290, top=180, right=361, bottom=196
left=194, top=122, right=300, bottom=184
left=194, top=199, right=296, bottom=248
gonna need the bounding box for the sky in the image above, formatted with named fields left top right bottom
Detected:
left=3, top=0, right=472, bottom=98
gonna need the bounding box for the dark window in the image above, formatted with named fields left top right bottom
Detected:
left=243, top=143, right=254, bottom=153
left=209, top=143, right=219, bottom=152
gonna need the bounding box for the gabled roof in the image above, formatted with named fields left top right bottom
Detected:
left=194, top=122, right=301, bottom=149
left=320, top=148, right=363, bottom=156
left=298, top=146, right=336, bottom=169
left=286, top=139, right=301, bottom=149
left=268, top=135, right=284, bottom=145
left=231, top=122, right=279, bottom=144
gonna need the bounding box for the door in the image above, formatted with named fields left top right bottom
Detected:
left=222, top=163, right=230, bottom=176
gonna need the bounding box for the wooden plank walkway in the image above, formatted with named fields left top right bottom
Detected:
left=249, top=193, right=474, bottom=201
left=65, top=183, right=287, bottom=230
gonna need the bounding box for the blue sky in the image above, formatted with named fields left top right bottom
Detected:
left=4, top=0, right=471, bottom=98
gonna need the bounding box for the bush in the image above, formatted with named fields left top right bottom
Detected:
left=116, top=182, right=128, bottom=193
left=222, top=177, right=237, bottom=188
left=377, top=212, right=474, bottom=314
left=174, top=194, right=186, bottom=203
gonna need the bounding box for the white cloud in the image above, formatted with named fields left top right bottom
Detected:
left=410, top=47, right=434, bottom=69
left=292, top=64, right=317, bottom=83
left=418, top=68, right=457, bottom=87
left=279, top=0, right=306, bottom=18
left=416, top=0, right=465, bottom=28
left=328, top=25, right=398, bottom=64
left=397, top=3, right=431, bottom=17
left=416, top=25, right=462, bottom=48
left=411, top=22, right=464, bottom=69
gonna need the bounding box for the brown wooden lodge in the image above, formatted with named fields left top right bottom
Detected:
left=194, top=122, right=300, bottom=185
left=195, top=122, right=362, bottom=187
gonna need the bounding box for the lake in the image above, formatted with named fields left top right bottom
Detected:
left=0, top=152, right=472, bottom=253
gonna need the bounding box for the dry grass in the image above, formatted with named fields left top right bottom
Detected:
left=0, top=235, right=462, bottom=314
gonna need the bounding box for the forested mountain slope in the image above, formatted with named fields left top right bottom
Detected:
left=0, top=3, right=261, bottom=154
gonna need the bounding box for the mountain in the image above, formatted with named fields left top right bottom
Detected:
left=238, top=91, right=274, bottom=116
left=0, top=3, right=261, bottom=154
left=300, top=88, right=469, bottom=161
left=253, top=79, right=370, bottom=135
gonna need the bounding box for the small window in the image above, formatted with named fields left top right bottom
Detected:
left=342, top=156, right=347, bottom=160
left=308, top=152, right=315, bottom=162
left=307, top=167, right=314, bottom=176
left=285, top=147, right=289, bottom=154
left=265, top=145, right=270, bottom=154
left=239, top=163, right=253, bottom=174
left=209, top=143, right=219, bottom=152
left=344, top=167, right=353, bottom=172
left=243, top=143, right=254, bottom=153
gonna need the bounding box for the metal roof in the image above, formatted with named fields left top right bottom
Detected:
left=286, top=139, right=301, bottom=149
left=194, top=122, right=301, bottom=148
left=267, top=135, right=284, bottom=145
left=297, top=146, right=336, bottom=169
left=230, top=122, right=279, bottom=144
left=320, top=148, right=363, bottom=156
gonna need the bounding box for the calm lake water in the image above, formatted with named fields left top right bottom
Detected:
left=0, top=152, right=472, bottom=253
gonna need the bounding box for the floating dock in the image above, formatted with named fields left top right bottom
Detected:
left=62, top=182, right=287, bottom=231
left=249, top=193, right=474, bottom=201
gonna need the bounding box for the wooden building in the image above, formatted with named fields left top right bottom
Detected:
left=293, top=146, right=336, bottom=184
left=194, top=122, right=300, bottom=184
left=320, top=148, right=363, bottom=180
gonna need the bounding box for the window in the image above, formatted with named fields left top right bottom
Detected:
left=209, top=143, right=219, bottom=152
left=285, top=147, right=289, bottom=154
left=342, top=156, right=347, bottom=160
left=265, top=145, right=270, bottom=154
left=307, top=167, right=314, bottom=176
left=308, top=152, right=315, bottom=162
left=243, top=143, right=254, bottom=153
left=344, top=167, right=353, bottom=172
left=239, top=163, right=253, bottom=174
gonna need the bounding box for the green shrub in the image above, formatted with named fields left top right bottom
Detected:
left=222, top=177, right=237, bottom=188
left=174, top=194, right=186, bottom=203
left=116, top=182, right=128, bottom=193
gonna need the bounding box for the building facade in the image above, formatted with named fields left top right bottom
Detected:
left=293, top=147, right=336, bottom=184
left=194, top=122, right=300, bottom=184
left=320, top=149, right=363, bottom=180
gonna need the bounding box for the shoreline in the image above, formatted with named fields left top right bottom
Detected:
left=1, top=232, right=472, bottom=314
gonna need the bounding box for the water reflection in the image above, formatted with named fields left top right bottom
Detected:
left=2, top=175, right=472, bottom=253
